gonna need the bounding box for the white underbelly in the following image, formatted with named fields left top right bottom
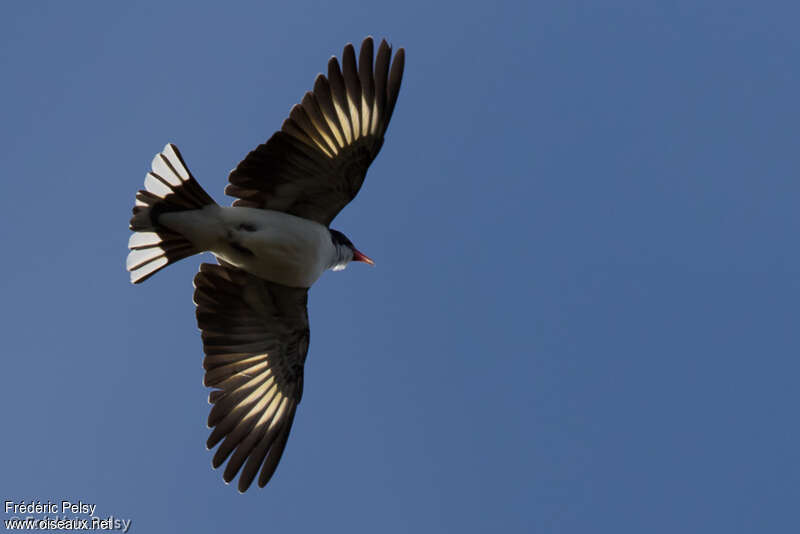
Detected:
left=159, top=206, right=333, bottom=288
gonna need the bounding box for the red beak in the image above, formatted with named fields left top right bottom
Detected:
left=352, top=248, right=375, bottom=265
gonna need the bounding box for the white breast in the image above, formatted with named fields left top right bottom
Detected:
left=159, top=206, right=335, bottom=288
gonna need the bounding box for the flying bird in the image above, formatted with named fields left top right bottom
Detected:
left=126, top=37, right=404, bottom=492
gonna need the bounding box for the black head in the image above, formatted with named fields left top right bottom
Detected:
left=329, top=229, right=354, bottom=249
left=328, top=229, right=374, bottom=267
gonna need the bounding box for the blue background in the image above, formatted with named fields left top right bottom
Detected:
left=2, top=1, right=798, bottom=532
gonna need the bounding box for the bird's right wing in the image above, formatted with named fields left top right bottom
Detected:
left=193, top=262, right=309, bottom=492
left=225, top=36, right=405, bottom=226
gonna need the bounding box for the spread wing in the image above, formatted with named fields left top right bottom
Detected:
left=225, top=36, right=405, bottom=226
left=193, top=262, right=309, bottom=492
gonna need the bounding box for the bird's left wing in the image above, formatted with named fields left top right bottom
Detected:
left=193, top=262, right=309, bottom=492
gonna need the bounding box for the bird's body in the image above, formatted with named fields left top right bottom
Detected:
left=126, top=37, right=404, bottom=492
left=157, top=206, right=337, bottom=288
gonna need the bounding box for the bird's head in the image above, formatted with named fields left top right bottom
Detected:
left=329, top=229, right=374, bottom=271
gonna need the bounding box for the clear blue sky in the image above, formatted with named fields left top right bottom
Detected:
left=2, top=1, right=798, bottom=532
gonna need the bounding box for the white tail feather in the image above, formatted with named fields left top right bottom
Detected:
left=128, top=231, right=162, bottom=249
left=127, top=143, right=216, bottom=284
left=126, top=246, right=165, bottom=271
left=144, top=172, right=173, bottom=198
left=129, top=257, right=169, bottom=283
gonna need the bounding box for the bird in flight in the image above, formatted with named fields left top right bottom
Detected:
left=126, top=37, right=404, bottom=492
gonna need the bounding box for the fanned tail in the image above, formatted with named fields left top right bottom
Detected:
left=127, top=143, right=217, bottom=284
